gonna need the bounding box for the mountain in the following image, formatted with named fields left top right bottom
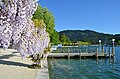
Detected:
left=59, top=30, right=120, bottom=44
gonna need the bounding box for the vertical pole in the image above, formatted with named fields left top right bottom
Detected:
left=79, top=49, right=81, bottom=59
left=99, top=40, right=102, bottom=53
left=96, top=48, right=99, bottom=64
left=102, top=46, right=104, bottom=56
left=112, top=56, right=115, bottom=64
left=68, top=48, right=70, bottom=59
left=108, top=46, right=111, bottom=58
left=112, top=39, right=115, bottom=57
left=96, top=48, right=98, bottom=59
left=112, top=47, right=114, bottom=57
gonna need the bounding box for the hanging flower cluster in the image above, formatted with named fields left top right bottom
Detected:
left=0, top=0, right=50, bottom=57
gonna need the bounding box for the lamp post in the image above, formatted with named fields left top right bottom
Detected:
left=112, top=39, right=115, bottom=56
left=99, top=40, right=101, bottom=53
left=112, top=39, right=115, bottom=48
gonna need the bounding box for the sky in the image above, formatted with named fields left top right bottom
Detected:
left=39, top=0, right=120, bottom=34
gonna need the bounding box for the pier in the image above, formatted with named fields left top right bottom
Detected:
left=49, top=47, right=115, bottom=59
left=48, top=53, right=113, bottom=59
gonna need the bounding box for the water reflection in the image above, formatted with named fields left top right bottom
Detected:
left=49, top=47, right=120, bottom=79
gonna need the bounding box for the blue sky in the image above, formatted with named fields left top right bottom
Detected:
left=39, top=0, right=120, bottom=34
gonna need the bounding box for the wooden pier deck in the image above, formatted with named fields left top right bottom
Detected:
left=48, top=53, right=113, bottom=59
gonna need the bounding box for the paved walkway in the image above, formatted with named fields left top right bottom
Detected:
left=36, top=67, right=49, bottom=79
left=36, top=58, right=49, bottom=79
left=0, top=48, right=49, bottom=79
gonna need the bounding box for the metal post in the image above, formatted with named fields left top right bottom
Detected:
left=108, top=46, right=111, bottom=58
left=112, top=48, right=114, bottom=56
left=102, top=46, right=104, bottom=56
left=99, top=40, right=101, bottom=53
left=96, top=48, right=99, bottom=64
left=79, top=49, right=81, bottom=59
left=96, top=48, right=98, bottom=59
left=112, top=39, right=115, bottom=56
left=68, top=48, right=70, bottom=59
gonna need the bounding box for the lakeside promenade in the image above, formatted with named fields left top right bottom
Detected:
left=0, top=47, right=114, bottom=79
left=0, top=48, right=49, bottom=79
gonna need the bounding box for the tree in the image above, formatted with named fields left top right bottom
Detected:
left=77, top=41, right=91, bottom=46
left=59, top=30, right=114, bottom=44
left=51, top=30, right=60, bottom=44
left=42, top=8, right=55, bottom=36
left=118, top=40, right=120, bottom=45
left=32, top=5, right=58, bottom=44
left=32, top=5, right=44, bottom=20
left=32, top=19, right=45, bottom=28
left=59, top=33, right=70, bottom=44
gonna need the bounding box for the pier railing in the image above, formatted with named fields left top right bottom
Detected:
left=52, top=46, right=97, bottom=53
left=50, top=46, right=115, bottom=59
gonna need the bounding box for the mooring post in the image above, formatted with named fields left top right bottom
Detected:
left=96, top=48, right=98, bottom=59
left=102, top=46, right=104, bottom=56
left=112, top=56, right=115, bottom=64
left=79, top=49, right=81, bottom=59
left=68, top=48, right=70, bottom=59
left=108, top=46, right=111, bottom=58
left=112, top=47, right=114, bottom=57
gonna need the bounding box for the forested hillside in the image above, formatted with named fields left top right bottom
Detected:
left=59, top=30, right=120, bottom=45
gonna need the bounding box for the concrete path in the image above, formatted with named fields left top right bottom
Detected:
left=0, top=48, right=49, bottom=79
left=36, top=67, right=49, bottom=79
left=36, top=58, right=49, bottom=79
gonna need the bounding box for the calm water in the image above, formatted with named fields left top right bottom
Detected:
left=48, top=47, right=120, bottom=79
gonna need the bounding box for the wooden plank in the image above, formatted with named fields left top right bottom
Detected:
left=48, top=53, right=110, bottom=58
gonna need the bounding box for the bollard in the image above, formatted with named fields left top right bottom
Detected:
left=68, top=48, right=70, bottom=59
left=96, top=48, right=98, bottom=59
left=79, top=50, right=81, bottom=59
left=102, top=46, right=105, bottom=56
left=112, top=47, right=114, bottom=57
left=108, top=47, right=111, bottom=58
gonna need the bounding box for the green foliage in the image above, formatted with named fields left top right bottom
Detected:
left=59, top=30, right=115, bottom=44
left=59, top=33, right=71, bottom=44
left=51, top=30, right=60, bottom=44
left=42, top=8, right=55, bottom=36
left=114, top=34, right=120, bottom=45
left=32, top=5, right=55, bottom=36
left=44, top=44, right=51, bottom=54
left=32, top=19, right=45, bottom=28
left=2, top=0, right=5, bottom=2
left=32, top=5, right=43, bottom=20
left=117, top=40, right=120, bottom=45
left=32, top=5, right=59, bottom=44
left=77, top=41, right=91, bottom=45
left=30, top=54, right=42, bottom=63
left=29, top=54, right=43, bottom=69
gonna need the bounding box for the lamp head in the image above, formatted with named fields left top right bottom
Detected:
left=112, top=39, right=115, bottom=42
left=99, top=40, right=101, bottom=43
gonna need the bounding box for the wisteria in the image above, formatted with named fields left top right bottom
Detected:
left=0, top=0, right=50, bottom=59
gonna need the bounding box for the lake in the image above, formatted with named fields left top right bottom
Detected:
left=48, top=46, right=120, bottom=79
